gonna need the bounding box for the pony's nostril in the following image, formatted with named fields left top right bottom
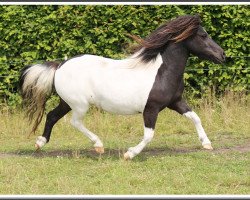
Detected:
left=221, top=51, right=226, bottom=61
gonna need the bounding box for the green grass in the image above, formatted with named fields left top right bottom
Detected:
left=0, top=93, right=249, bottom=194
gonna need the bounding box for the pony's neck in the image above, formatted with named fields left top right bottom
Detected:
left=161, top=42, right=189, bottom=76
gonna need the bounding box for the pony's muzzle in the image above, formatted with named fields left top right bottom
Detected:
left=221, top=51, right=226, bottom=62
left=213, top=49, right=226, bottom=64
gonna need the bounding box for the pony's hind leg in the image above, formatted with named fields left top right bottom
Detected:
left=168, top=99, right=213, bottom=150
left=35, top=98, right=71, bottom=149
left=70, top=109, right=104, bottom=154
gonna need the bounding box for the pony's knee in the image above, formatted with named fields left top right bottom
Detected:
left=192, top=113, right=201, bottom=124
left=183, top=111, right=201, bottom=124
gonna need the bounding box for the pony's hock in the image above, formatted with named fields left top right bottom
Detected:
left=20, top=15, right=225, bottom=159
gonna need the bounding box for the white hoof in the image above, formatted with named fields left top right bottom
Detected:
left=35, top=136, right=47, bottom=149
left=93, top=140, right=104, bottom=154
left=203, top=143, right=213, bottom=150
left=124, top=149, right=136, bottom=160
left=124, top=152, right=131, bottom=160
left=94, top=147, right=104, bottom=154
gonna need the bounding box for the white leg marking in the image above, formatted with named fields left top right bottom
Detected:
left=124, top=127, right=154, bottom=160
left=70, top=112, right=104, bottom=152
left=35, top=136, right=47, bottom=149
left=183, top=111, right=213, bottom=149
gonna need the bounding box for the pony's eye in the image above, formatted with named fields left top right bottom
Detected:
left=201, top=34, right=207, bottom=38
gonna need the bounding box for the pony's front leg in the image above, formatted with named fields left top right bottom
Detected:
left=183, top=111, right=212, bottom=150
left=124, top=108, right=158, bottom=160
left=168, top=99, right=213, bottom=150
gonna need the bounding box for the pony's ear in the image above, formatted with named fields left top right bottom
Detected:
left=194, top=14, right=202, bottom=22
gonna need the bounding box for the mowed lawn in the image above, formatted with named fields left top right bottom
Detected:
left=0, top=94, right=249, bottom=194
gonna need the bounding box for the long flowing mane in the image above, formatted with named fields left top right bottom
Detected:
left=130, top=15, right=201, bottom=63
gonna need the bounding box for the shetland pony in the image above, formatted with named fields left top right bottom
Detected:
left=19, top=15, right=225, bottom=159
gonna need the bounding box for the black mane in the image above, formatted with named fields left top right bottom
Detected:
left=131, top=15, right=201, bottom=63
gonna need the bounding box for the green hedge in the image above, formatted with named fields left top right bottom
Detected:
left=0, top=5, right=249, bottom=107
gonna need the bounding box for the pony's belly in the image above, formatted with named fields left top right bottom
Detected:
left=93, top=95, right=145, bottom=115
left=89, top=73, right=154, bottom=115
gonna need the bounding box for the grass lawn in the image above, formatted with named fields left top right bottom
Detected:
left=0, top=93, right=249, bottom=194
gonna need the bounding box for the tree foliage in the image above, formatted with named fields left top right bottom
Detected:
left=0, top=5, right=249, bottom=106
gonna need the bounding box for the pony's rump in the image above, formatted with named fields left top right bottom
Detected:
left=19, top=61, right=60, bottom=135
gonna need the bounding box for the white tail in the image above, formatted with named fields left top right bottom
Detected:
left=19, top=61, right=60, bottom=135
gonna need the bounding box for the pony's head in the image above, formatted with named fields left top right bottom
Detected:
left=183, top=17, right=226, bottom=64
left=131, top=14, right=225, bottom=64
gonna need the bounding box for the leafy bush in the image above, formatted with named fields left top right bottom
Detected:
left=0, top=5, right=249, bottom=107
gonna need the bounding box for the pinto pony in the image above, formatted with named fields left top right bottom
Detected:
left=19, top=15, right=225, bottom=159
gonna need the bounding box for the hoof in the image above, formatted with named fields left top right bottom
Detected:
left=124, top=150, right=135, bottom=160
left=95, top=147, right=104, bottom=154
left=35, top=136, right=47, bottom=149
left=35, top=143, right=40, bottom=150
left=124, top=152, right=131, bottom=160
left=203, top=144, right=213, bottom=150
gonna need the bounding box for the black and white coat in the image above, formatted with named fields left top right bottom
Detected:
left=20, top=15, right=225, bottom=159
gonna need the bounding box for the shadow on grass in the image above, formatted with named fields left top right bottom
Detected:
left=0, top=146, right=206, bottom=160
left=1, top=140, right=249, bottom=161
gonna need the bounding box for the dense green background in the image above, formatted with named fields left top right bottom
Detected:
left=0, top=5, right=249, bottom=107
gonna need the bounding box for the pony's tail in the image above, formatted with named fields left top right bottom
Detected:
left=19, top=61, right=60, bottom=136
